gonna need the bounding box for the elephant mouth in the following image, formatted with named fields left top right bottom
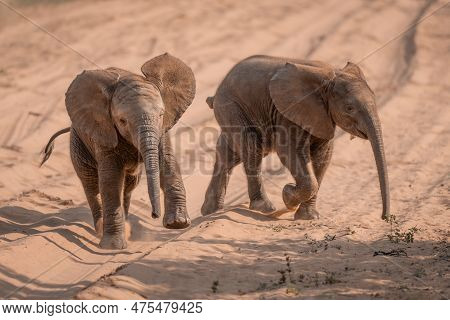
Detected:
left=356, top=128, right=368, bottom=140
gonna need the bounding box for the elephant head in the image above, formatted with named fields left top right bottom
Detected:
left=269, top=61, right=390, bottom=220
left=65, top=53, right=195, bottom=219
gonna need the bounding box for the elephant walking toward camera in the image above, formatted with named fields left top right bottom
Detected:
left=202, top=55, right=390, bottom=220
left=41, top=53, right=196, bottom=249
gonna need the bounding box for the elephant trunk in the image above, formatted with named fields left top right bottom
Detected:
left=362, top=112, right=390, bottom=220
left=139, top=125, right=162, bottom=219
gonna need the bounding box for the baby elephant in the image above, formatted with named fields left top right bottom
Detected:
left=41, top=53, right=196, bottom=249
left=202, top=55, right=389, bottom=220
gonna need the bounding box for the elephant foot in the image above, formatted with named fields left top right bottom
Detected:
left=163, top=207, right=191, bottom=229
left=99, top=233, right=127, bottom=250
left=249, top=198, right=276, bottom=213
left=94, top=218, right=103, bottom=238
left=294, top=205, right=320, bottom=220
left=201, top=198, right=223, bottom=216
left=282, top=183, right=301, bottom=210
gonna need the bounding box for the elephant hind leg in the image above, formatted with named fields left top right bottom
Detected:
left=241, top=128, right=275, bottom=213
left=97, top=157, right=127, bottom=250
left=201, top=133, right=241, bottom=216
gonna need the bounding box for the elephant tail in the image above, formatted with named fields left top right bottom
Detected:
left=40, top=127, right=71, bottom=167
left=206, top=96, right=215, bottom=109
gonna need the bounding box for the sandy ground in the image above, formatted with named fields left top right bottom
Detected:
left=0, top=0, right=448, bottom=299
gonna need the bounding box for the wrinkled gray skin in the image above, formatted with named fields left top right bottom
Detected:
left=202, top=55, right=390, bottom=221
left=42, top=53, right=196, bottom=249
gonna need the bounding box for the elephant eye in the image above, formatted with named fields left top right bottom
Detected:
left=119, top=118, right=127, bottom=125
left=346, top=105, right=354, bottom=113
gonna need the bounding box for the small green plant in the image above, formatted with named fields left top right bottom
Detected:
left=256, top=282, right=268, bottom=291
left=211, top=280, right=219, bottom=293
left=324, top=234, right=336, bottom=241
left=386, top=215, right=420, bottom=243
left=278, top=254, right=295, bottom=284
left=285, top=286, right=300, bottom=296
left=256, top=255, right=297, bottom=293
left=277, top=270, right=286, bottom=284
left=285, top=254, right=294, bottom=283
left=413, top=268, right=426, bottom=278
left=313, top=274, right=320, bottom=287
left=304, top=234, right=336, bottom=253
left=323, top=272, right=341, bottom=285
left=272, top=224, right=284, bottom=232
left=373, top=248, right=407, bottom=257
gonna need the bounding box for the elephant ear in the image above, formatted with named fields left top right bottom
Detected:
left=141, top=53, right=196, bottom=131
left=66, top=70, right=118, bottom=148
left=269, top=63, right=335, bottom=140
left=342, top=61, right=366, bottom=80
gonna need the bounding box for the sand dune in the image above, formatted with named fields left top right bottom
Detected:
left=0, top=0, right=448, bottom=299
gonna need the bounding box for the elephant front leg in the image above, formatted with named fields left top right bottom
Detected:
left=83, top=180, right=103, bottom=237
left=98, top=156, right=127, bottom=249
left=276, top=137, right=319, bottom=220
left=296, top=140, right=334, bottom=219
left=70, top=131, right=103, bottom=237
left=282, top=168, right=320, bottom=220
left=159, top=136, right=190, bottom=229
left=122, top=172, right=141, bottom=240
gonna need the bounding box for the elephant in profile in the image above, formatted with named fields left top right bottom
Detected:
left=41, top=53, right=196, bottom=249
left=202, top=55, right=390, bottom=220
